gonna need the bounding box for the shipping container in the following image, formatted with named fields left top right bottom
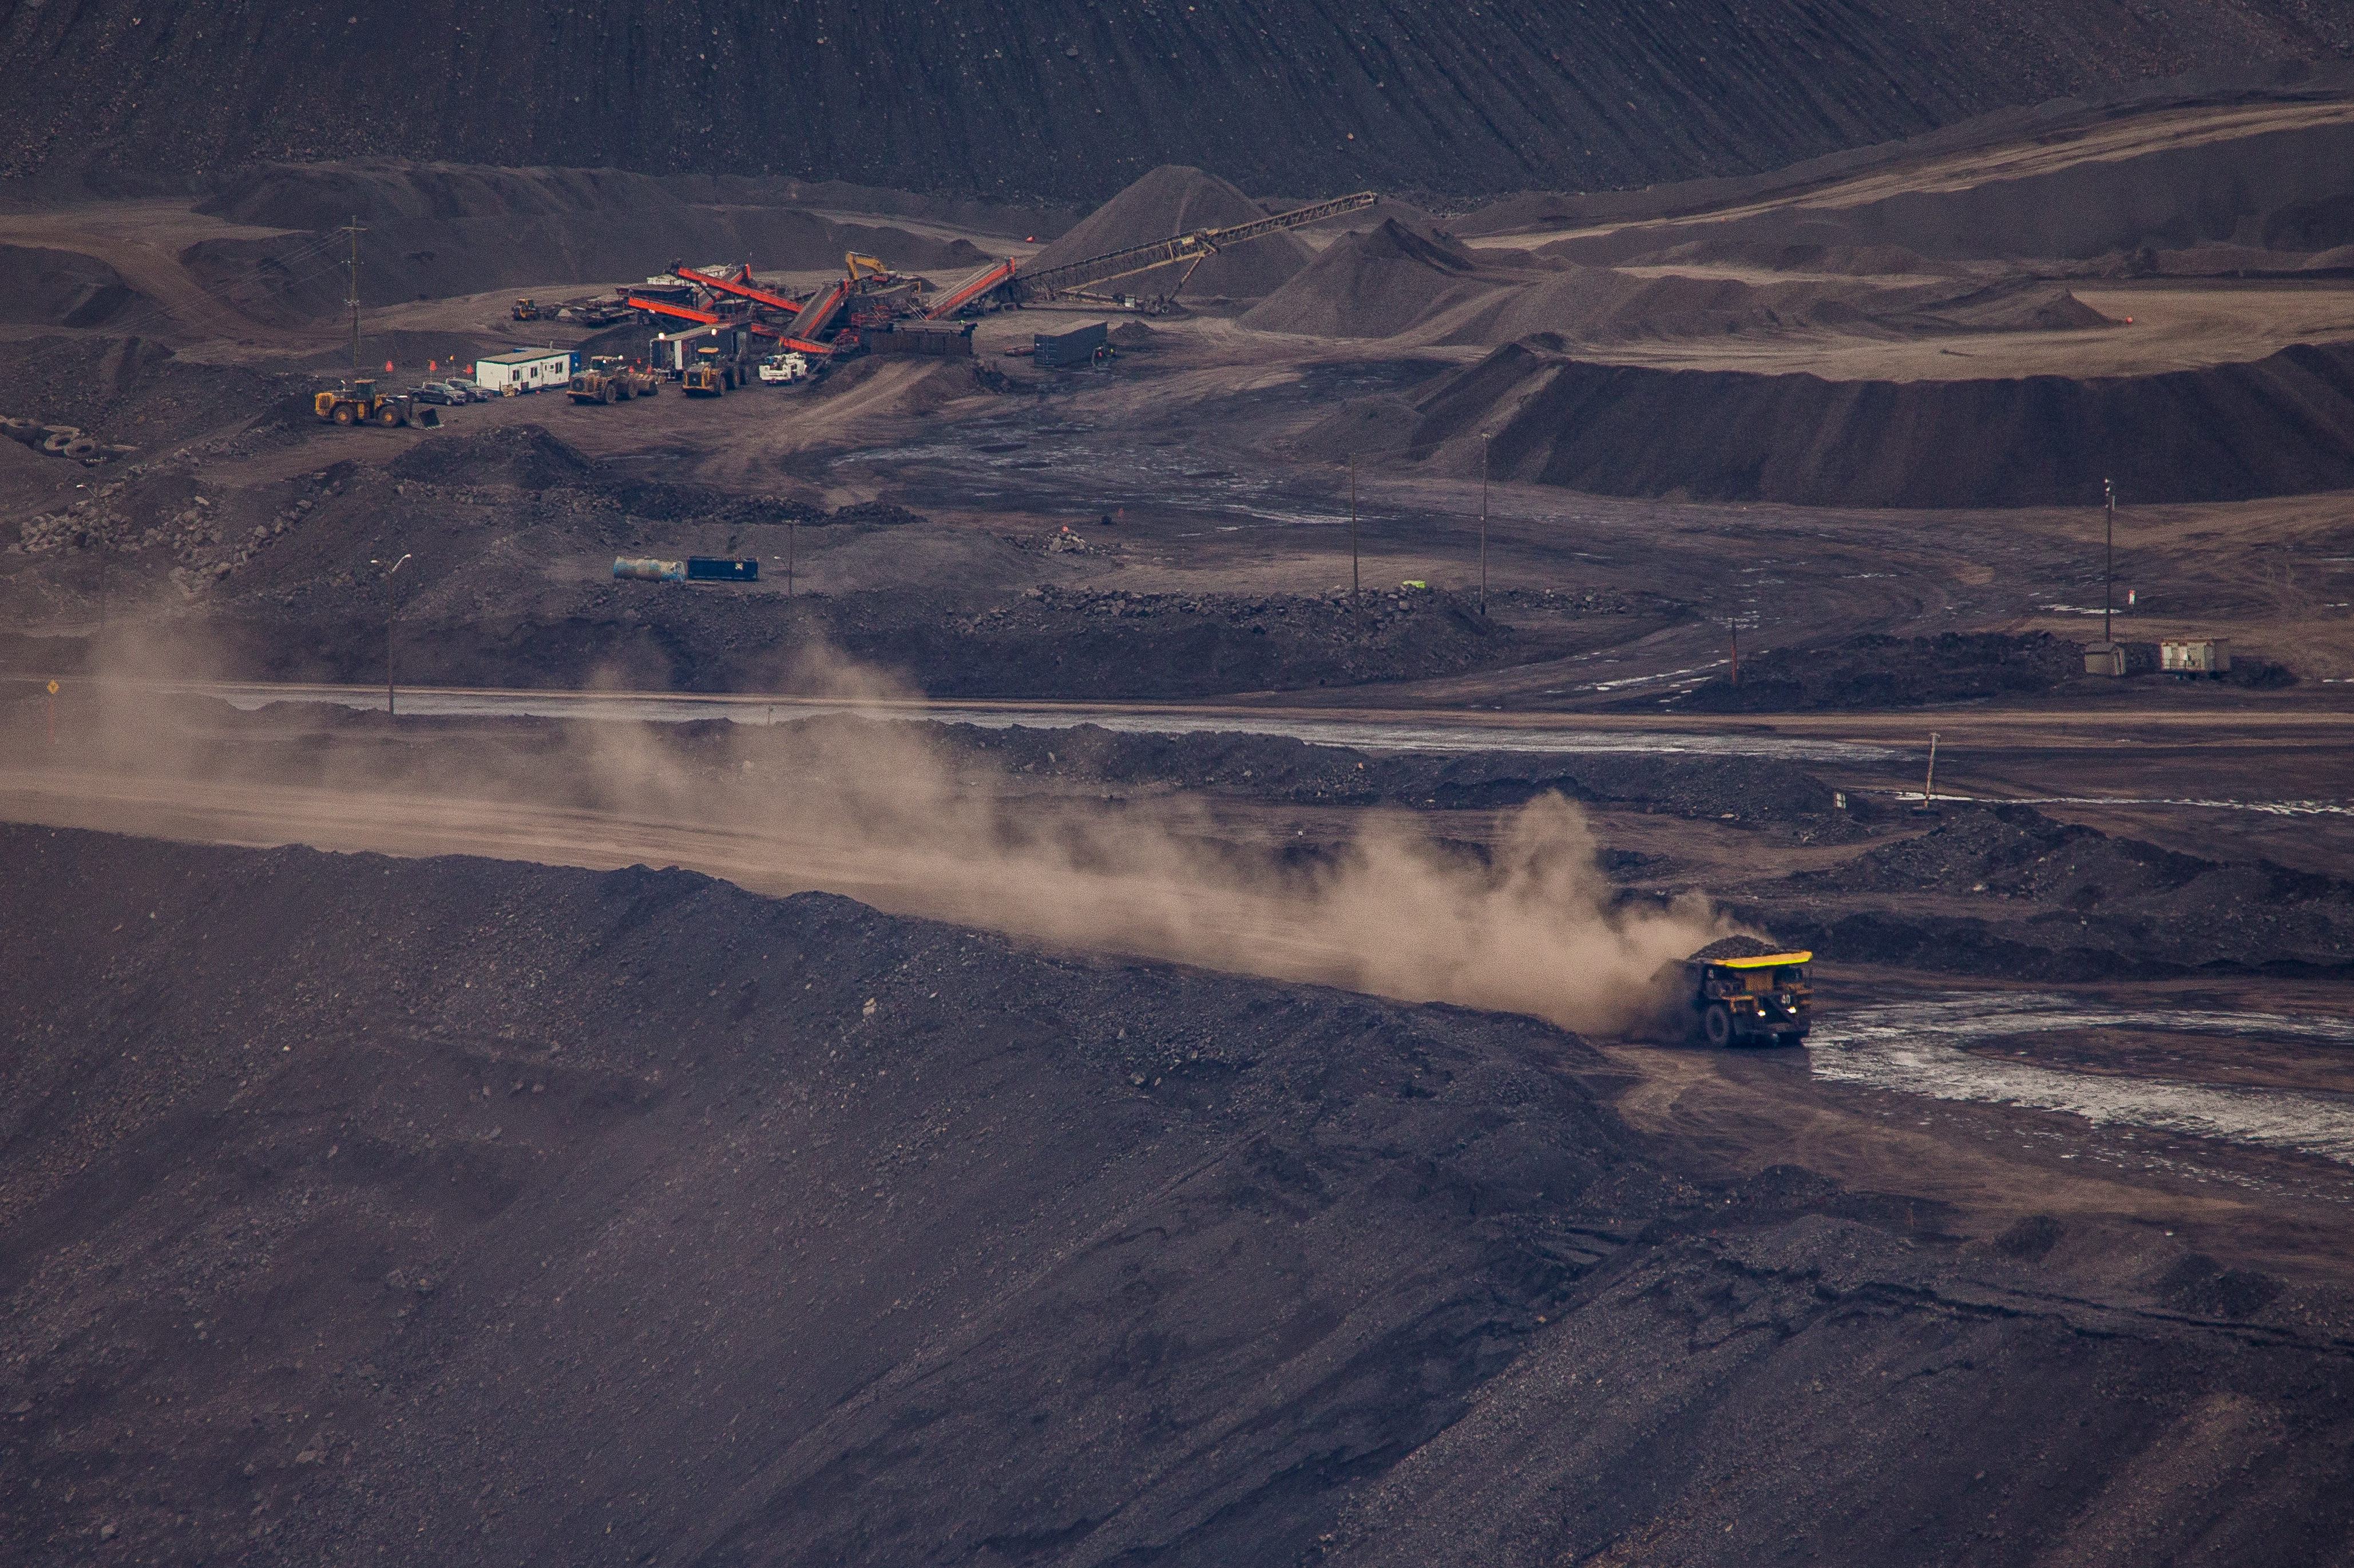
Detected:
left=686, top=557, right=759, bottom=582
left=870, top=324, right=976, bottom=358
left=1033, top=321, right=1108, bottom=368
left=614, top=557, right=685, bottom=582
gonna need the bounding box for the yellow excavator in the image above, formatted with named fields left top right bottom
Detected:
left=313, top=379, right=438, bottom=428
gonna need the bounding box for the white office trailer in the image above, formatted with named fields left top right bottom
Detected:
left=473, top=348, right=578, bottom=394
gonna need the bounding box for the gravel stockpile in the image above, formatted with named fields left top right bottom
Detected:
left=6, top=826, right=2351, bottom=1566
left=1023, top=166, right=1310, bottom=300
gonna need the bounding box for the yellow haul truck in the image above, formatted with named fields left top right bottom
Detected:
left=1679, top=939, right=1813, bottom=1046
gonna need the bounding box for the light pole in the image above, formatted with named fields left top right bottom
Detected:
left=1348, top=453, right=1359, bottom=602
left=1479, top=432, right=1491, bottom=615
left=2102, top=477, right=2115, bottom=647
left=370, top=553, right=410, bottom=714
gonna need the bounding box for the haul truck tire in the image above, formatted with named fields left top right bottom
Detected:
left=332, top=405, right=355, bottom=425
left=1703, top=1004, right=1734, bottom=1048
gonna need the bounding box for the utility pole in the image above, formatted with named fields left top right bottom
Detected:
left=340, top=216, right=367, bottom=380
left=1479, top=432, right=1491, bottom=615
left=371, top=553, right=410, bottom=714
left=2102, top=477, right=2116, bottom=646
left=787, top=516, right=795, bottom=598
left=1348, top=453, right=1360, bottom=602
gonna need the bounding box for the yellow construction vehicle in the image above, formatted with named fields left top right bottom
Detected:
left=680, top=344, right=731, bottom=397
left=313, top=379, right=438, bottom=428
left=567, top=355, right=658, bottom=403
left=512, top=297, right=557, bottom=321
left=845, top=252, right=890, bottom=283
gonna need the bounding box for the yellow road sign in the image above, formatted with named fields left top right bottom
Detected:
left=46, top=680, right=58, bottom=694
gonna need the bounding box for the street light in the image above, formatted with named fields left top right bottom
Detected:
left=2102, top=478, right=2116, bottom=647
left=369, top=553, right=410, bottom=714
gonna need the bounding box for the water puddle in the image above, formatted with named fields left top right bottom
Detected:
left=1809, top=994, right=2354, bottom=1165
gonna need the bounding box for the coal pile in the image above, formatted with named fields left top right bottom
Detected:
left=1762, top=804, right=2354, bottom=978
left=6, top=826, right=2352, bottom=1567
left=0, top=245, right=147, bottom=328
left=1328, top=336, right=2354, bottom=508
left=1665, top=631, right=2088, bottom=712
left=0, top=335, right=289, bottom=465
left=15, top=2, right=2345, bottom=199
left=177, top=163, right=996, bottom=322
left=915, top=720, right=1841, bottom=823
left=1245, top=228, right=2116, bottom=347
left=1026, top=166, right=1310, bottom=300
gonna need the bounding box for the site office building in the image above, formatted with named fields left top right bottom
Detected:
left=473, top=348, right=580, bottom=394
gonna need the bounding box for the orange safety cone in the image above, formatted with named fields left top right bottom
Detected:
left=384, top=359, right=394, bottom=373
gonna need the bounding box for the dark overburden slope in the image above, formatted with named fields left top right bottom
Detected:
left=1322, top=336, right=2354, bottom=507
left=0, top=1, right=2345, bottom=197
left=5, top=827, right=2353, bottom=1565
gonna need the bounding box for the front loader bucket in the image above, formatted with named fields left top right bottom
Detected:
left=410, top=406, right=441, bottom=428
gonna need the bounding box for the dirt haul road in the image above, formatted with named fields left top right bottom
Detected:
left=3, top=698, right=2351, bottom=1283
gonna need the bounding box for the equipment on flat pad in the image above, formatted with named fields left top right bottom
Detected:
left=512, top=297, right=557, bottom=321
left=1681, top=940, right=1812, bottom=1046
left=314, top=379, right=437, bottom=428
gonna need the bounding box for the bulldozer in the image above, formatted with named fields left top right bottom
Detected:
left=567, top=355, right=660, bottom=404
left=680, top=344, right=733, bottom=397
left=512, top=297, right=557, bottom=321
left=313, top=379, right=438, bottom=428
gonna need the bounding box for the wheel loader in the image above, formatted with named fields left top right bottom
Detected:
left=313, top=380, right=439, bottom=428
left=680, top=344, right=732, bottom=397
left=567, top=356, right=654, bottom=404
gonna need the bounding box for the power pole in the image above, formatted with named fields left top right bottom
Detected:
left=1348, top=453, right=1359, bottom=602
left=2103, top=477, right=2115, bottom=646
left=340, top=216, right=367, bottom=379
left=1479, top=432, right=1491, bottom=615
left=372, top=553, right=410, bottom=714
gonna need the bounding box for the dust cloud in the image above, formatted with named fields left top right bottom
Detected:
left=9, top=629, right=1731, bottom=1035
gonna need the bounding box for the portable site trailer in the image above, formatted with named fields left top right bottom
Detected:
left=474, top=348, right=579, bottom=394
left=2161, top=638, right=2232, bottom=677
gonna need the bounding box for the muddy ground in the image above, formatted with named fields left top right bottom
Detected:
left=5, top=823, right=2353, bottom=1568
